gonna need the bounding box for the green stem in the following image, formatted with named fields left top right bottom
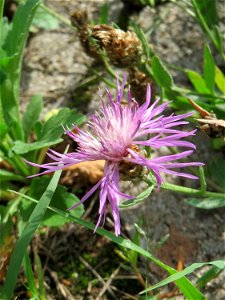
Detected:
left=40, top=3, right=72, bottom=28
left=99, top=53, right=117, bottom=79
left=1, top=136, right=29, bottom=177
left=167, top=147, right=224, bottom=193
left=173, top=86, right=225, bottom=101
left=144, top=177, right=225, bottom=199
left=190, top=1, right=216, bottom=45
left=0, top=189, right=16, bottom=200
left=199, top=166, right=206, bottom=194
left=0, top=0, right=5, bottom=34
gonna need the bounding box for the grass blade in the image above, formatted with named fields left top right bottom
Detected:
left=12, top=191, right=205, bottom=299
left=140, top=261, right=225, bottom=294
left=23, top=252, right=39, bottom=299
left=0, top=0, right=5, bottom=34
left=1, top=0, right=41, bottom=140
left=2, top=170, right=61, bottom=300
left=34, top=250, right=46, bottom=300
left=22, top=95, right=43, bottom=142
left=203, top=44, right=215, bottom=93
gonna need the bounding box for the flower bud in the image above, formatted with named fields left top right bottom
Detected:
left=91, top=25, right=142, bottom=67
left=128, top=67, right=156, bottom=104
left=70, top=11, right=98, bottom=58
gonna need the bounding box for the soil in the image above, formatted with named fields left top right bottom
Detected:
left=14, top=0, right=225, bottom=299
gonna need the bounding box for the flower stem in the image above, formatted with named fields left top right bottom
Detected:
left=199, top=166, right=206, bottom=194
left=144, top=177, right=225, bottom=199
left=167, top=147, right=224, bottom=193
left=1, top=137, right=29, bottom=177
left=40, top=3, right=73, bottom=28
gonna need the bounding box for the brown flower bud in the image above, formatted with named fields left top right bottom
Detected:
left=70, top=11, right=89, bottom=29
left=119, top=145, right=147, bottom=181
left=91, top=25, right=142, bottom=67
left=70, top=11, right=99, bottom=58
left=128, top=67, right=156, bottom=104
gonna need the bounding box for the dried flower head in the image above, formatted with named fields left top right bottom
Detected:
left=91, top=25, right=142, bottom=66
left=70, top=11, right=98, bottom=58
left=128, top=67, right=156, bottom=104
left=27, top=75, right=203, bottom=236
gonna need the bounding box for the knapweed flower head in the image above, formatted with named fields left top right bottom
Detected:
left=27, top=76, right=203, bottom=236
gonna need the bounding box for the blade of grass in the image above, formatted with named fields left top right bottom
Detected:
left=34, top=250, right=46, bottom=300
left=0, top=0, right=5, bottom=33
left=1, top=0, right=41, bottom=140
left=12, top=191, right=205, bottom=299
left=196, top=265, right=222, bottom=289
left=17, top=217, right=38, bottom=299
left=23, top=252, right=39, bottom=299
left=140, top=260, right=225, bottom=293
left=2, top=169, right=62, bottom=300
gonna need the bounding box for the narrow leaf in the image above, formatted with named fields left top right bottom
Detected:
left=0, top=0, right=5, bottom=31
left=185, top=197, right=225, bottom=209
left=203, top=45, right=215, bottom=92
left=21, top=177, right=84, bottom=227
left=191, top=0, right=219, bottom=28
left=12, top=108, right=85, bottom=154
left=23, top=252, right=39, bottom=298
left=187, top=70, right=209, bottom=93
left=34, top=251, right=46, bottom=300
left=32, top=6, right=60, bottom=30
left=22, top=95, right=43, bottom=141
left=14, top=191, right=205, bottom=300
left=2, top=169, right=62, bottom=299
left=119, top=185, right=154, bottom=208
left=196, top=265, right=222, bottom=289
left=141, top=260, right=225, bottom=293
left=215, top=66, right=225, bottom=94
left=0, top=169, right=25, bottom=182
left=1, top=0, right=41, bottom=140
left=152, top=56, right=173, bottom=89
left=131, top=22, right=150, bottom=60
left=99, top=2, right=109, bottom=24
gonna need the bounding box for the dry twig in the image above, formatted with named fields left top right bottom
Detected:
left=96, top=265, right=121, bottom=300
left=79, top=256, right=117, bottom=300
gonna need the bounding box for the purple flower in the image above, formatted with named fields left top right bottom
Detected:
left=26, top=76, right=203, bottom=235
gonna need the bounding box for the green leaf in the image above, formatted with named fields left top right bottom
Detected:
left=191, top=0, right=219, bottom=28
left=213, top=25, right=224, bottom=55
left=12, top=108, right=85, bottom=154
left=185, top=197, right=225, bottom=209
left=141, top=260, right=225, bottom=294
left=196, top=265, right=222, bottom=289
left=131, top=22, right=150, bottom=61
left=99, top=2, right=109, bottom=24
left=187, top=70, right=209, bottom=93
left=0, top=113, right=8, bottom=139
left=34, top=251, right=46, bottom=299
left=0, top=0, right=5, bottom=29
left=0, top=17, right=12, bottom=47
left=23, top=252, right=39, bottom=298
left=21, top=177, right=84, bottom=227
left=152, top=56, right=173, bottom=89
left=16, top=191, right=205, bottom=300
left=32, top=6, right=59, bottom=30
left=119, top=184, right=154, bottom=208
left=0, top=214, right=13, bottom=248
left=0, top=169, right=25, bottom=182
left=1, top=0, right=41, bottom=140
left=203, top=45, right=215, bottom=92
left=215, top=66, right=225, bottom=94
left=2, top=169, right=62, bottom=300
left=206, top=156, right=225, bottom=190
left=22, top=95, right=43, bottom=142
